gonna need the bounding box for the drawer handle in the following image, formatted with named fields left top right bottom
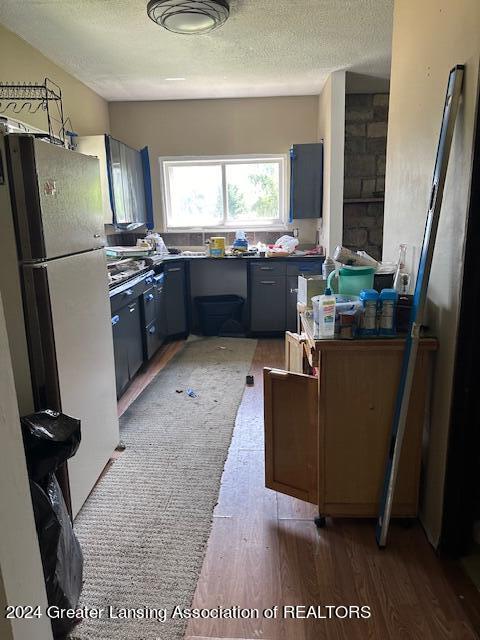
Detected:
left=111, top=315, right=120, bottom=325
left=129, top=306, right=136, bottom=313
left=168, top=267, right=181, bottom=272
left=290, top=288, right=298, bottom=294
left=149, top=326, right=156, bottom=334
left=260, top=266, right=273, bottom=271
left=260, top=280, right=276, bottom=285
left=93, top=233, right=101, bottom=238
left=146, top=293, right=154, bottom=302
left=125, top=289, right=133, bottom=297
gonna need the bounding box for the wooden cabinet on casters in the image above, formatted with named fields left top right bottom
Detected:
left=264, top=327, right=437, bottom=522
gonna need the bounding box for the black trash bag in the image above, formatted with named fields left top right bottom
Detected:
left=30, top=476, right=83, bottom=639
left=21, top=410, right=81, bottom=481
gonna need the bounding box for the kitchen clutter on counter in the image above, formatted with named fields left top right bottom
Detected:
left=306, top=244, right=412, bottom=340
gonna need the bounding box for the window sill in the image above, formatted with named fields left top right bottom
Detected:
left=165, top=225, right=290, bottom=233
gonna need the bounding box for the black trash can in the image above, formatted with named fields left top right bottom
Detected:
left=195, top=295, right=245, bottom=336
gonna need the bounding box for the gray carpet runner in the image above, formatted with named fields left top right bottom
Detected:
left=70, top=336, right=257, bottom=640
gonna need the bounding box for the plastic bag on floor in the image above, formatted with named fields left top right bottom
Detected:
left=30, top=475, right=83, bottom=639
left=21, top=410, right=81, bottom=481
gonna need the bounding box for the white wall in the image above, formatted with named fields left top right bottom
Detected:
left=383, top=0, right=480, bottom=546
left=317, top=71, right=346, bottom=256
left=109, top=96, right=321, bottom=242
left=0, top=293, right=53, bottom=640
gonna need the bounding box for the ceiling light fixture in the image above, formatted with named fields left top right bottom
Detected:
left=147, top=0, right=230, bottom=35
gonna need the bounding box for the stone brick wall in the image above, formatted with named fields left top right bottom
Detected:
left=343, top=93, right=389, bottom=260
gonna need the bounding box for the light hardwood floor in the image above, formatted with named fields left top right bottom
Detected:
left=184, top=338, right=479, bottom=640
left=116, top=337, right=479, bottom=640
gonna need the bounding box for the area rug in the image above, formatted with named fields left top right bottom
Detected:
left=71, top=336, right=257, bottom=640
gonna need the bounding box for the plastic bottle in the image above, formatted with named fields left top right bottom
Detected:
left=322, top=256, right=336, bottom=281
left=379, top=288, right=398, bottom=336
left=359, top=289, right=379, bottom=336
left=317, top=287, right=336, bottom=339
left=393, top=244, right=410, bottom=293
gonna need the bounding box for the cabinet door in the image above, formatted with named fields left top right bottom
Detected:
left=164, top=263, right=187, bottom=336
left=285, top=331, right=305, bottom=373
left=286, top=275, right=299, bottom=331
left=142, top=286, right=156, bottom=326
left=250, top=276, right=286, bottom=332
left=125, top=300, right=144, bottom=377
left=111, top=312, right=129, bottom=398
left=145, top=319, right=163, bottom=360
left=320, top=347, right=430, bottom=516
left=154, top=283, right=166, bottom=342
left=264, top=368, right=318, bottom=503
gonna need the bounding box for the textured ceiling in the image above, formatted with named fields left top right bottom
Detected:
left=0, top=1, right=394, bottom=101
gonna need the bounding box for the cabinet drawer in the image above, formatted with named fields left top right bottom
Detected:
left=250, top=261, right=287, bottom=278
left=264, top=368, right=318, bottom=503
left=145, top=319, right=163, bottom=360
left=142, top=286, right=156, bottom=326
left=164, top=262, right=185, bottom=275
left=286, top=260, right=323, bottom=276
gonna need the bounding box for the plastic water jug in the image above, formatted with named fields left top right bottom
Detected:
left=327, top=265, right=375, bottom=296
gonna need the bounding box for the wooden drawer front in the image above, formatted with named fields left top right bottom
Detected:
left=142, top=287, right=156, bottom=326
left=320, top=349, right=430, bottom=517
left=286, top=260, right=323, bottom=277
left=264, top=368, right=318, bottom=504
left=251, top=261, right=287, bottom=279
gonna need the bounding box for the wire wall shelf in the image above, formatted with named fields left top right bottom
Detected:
left=0, top=78, right=70, bottom=145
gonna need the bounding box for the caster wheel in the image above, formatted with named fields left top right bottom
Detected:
left=314, top=516, right=326, bottom=528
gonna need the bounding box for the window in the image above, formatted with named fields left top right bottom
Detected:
left=160, top=155, right=287, bottom=229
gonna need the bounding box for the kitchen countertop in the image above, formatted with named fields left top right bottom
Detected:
left=108, top=251, right=325, bottom=295
left=109, top=253, right=325, bottom=297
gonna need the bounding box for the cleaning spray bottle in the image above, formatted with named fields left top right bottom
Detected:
left=317, top=287, right=336, bottom=338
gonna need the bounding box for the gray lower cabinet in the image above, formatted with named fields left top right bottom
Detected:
left=250, top=276, right=286, bottom=332
left=286, top=275, right=300, bottom=331
left=111, top=313, right=129, bottom=398
left=250, top=260, right=323, bottom=333
left=142, top=278, right=165, bottom=360
left=111, top=299, right=144, bottom=398
left=164, top=262, right=187, bottom=336
left=145, top=319, right=163, bottom=359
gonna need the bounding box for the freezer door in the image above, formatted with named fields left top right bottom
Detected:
left=30, top=250, right=119, bottom=516
left=7, top=135, right=104, bottom=261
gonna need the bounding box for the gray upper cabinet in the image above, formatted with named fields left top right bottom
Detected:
left=76, top=134, right=148, bottom=226
left=290, top=143, right=323, bottom=219
left=107, top=137, right=147, bottom=227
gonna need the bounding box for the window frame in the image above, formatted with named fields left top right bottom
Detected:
left=159, top=154, right=288, bottom=231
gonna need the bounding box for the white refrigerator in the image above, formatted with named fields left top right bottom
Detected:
left=0, top=132, right=119, bottom=517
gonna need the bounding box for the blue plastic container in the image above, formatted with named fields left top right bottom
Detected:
left=379, top=288, right=398, bottom=336
left=359, top=288, right=379, bottom=336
